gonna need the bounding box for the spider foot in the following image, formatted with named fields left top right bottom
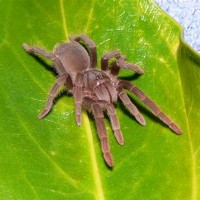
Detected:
left=104, top=152, right=114, bottom=167
left=169, top=122, right=182, bottom=134
left=135, top=113, right=146, bottom=126
left=115, top=130, right=124, bottom=145
left=76, top=115, right=82, bottom=126
left=22, top=43, right=31, bottom=53
left=38, top=109, right=50, bottom=119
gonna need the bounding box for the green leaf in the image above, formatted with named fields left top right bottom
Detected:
left=0, top=0, right=199, bottom=199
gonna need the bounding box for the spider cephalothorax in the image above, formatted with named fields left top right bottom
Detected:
left=23, top=35, right=182, bottom=167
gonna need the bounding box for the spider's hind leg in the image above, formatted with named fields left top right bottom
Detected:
left=70, top=34, right=97, bottom=69
left=23, top=43, right=54, bottom=59
left=23, top=43, right=66, bottom=74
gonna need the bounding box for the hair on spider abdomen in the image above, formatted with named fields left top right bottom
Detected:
left=23, top=34, right=182, bottom=167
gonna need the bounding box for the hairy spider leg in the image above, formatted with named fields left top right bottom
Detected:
left=116, top=57, right=144, bottom=74
left=101, top=50, right=120, bottom=72
left=101, top=50, right=144, bottom=75
left=117, top=87, right=146, bottom=125
left=22, top=43, right=66, bottom=74
left=105, top=103, right=124, bottom=145
left=70, top=34, right=97, bottom=69
left=74, top=73, right=84, bottom=126
left=83, top=97, right=113, bottom=167
left=92, top=103, right=113, bottom=167
left=69, top=34, right=98, bottom=126
left=38, top=74, right=68, bottom=119
left=23, top=43, right=54, bottom=59
left=118, top=80, right=182, bottom=134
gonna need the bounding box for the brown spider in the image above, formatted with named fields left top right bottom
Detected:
left=23, top=35, right=182, bottom=167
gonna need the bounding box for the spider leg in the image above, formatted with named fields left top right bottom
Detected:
left=70, top=34, right=97, bottom=69
left=101, top=50, right=120, bottom=72
left=38, top=74, right=68, bottom=119
left=118, top=80, right=182, bottom=134
left=117, top=87, right=146, bottom=125
left=23, top=43, right=67, bottom=74
left=101, top=50, right=144, bottom=75
left=83, top=97, right=113, bottom=167
left=74, top=73, right=84, bottom=126
left=105, top=103, right=124, bottom=145
left=23, top=43, right=54, bottom=59
left=116, top=57, right=144, bottom=74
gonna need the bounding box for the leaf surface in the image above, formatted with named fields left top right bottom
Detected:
left=0, top=0, right=200, bottom=199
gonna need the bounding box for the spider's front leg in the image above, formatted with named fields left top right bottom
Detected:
left=83, top=97, right=114, bottom=167
left=74, top=73, right=84, bottom=126
left=105, top=102, right=124, bottom=145
left=101, top=50, right=144, bottom=75
left=118, top=80, right=182, bottom=134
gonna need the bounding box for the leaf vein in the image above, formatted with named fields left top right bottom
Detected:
left=60, top=0, right=69, bottom=39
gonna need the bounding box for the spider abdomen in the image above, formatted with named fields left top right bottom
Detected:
left=54, top=42, right=90, bottom=75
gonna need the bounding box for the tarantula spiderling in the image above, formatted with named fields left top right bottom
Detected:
left=23, top=34, right=182, bottom=167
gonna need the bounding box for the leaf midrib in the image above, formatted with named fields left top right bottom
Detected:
left=59, top=0, right=105, bottom=199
